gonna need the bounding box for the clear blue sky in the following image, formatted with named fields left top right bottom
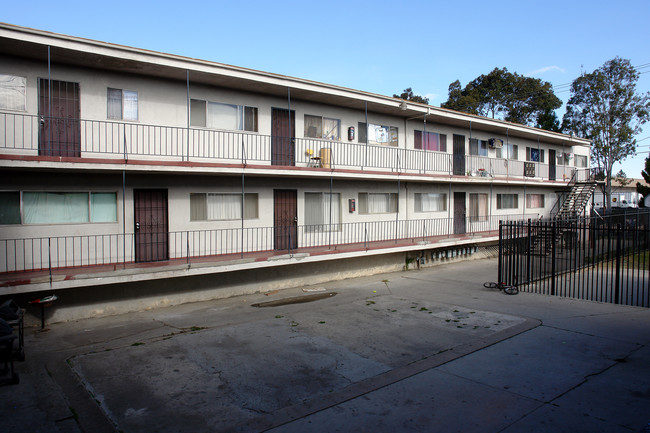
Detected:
left=4, top=0, right=649, bottom=178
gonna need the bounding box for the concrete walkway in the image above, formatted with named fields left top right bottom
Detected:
left=1, top=258, right=649, bottom=433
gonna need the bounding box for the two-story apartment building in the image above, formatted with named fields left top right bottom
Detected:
left=0, top=24, right=591, bottom=321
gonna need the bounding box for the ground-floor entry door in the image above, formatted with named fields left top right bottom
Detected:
left=274, top=189, right=298, bottom=250
left=454, top=192, right=466, bottom=234
left=134, top=189, right=169, bottom=262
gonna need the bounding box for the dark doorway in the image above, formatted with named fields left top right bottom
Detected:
left=453, top=134, right=465, bottom=175
left=134, top=189, right=169, bottom=262
left=38, top=79, right=81, bottom=157
left=274, top=189, right=298, bottom=250
left=549, top=149, right=556, bottom=181
left=453, top=192, right=466, bottom=234
left=271, top=108, right=295, bottom=166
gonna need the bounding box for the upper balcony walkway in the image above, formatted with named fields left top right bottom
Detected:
left=0, top=113, right=589, bottom=183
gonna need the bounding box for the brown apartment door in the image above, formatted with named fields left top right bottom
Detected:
left=453, top=192, right=466, bottom=234
left=453, top=134, right=465, bottom=175
left=274, top=189, right=298, bottom=250
left=548, top=149, right=556, bottom=181
left=134, top=189, right=169, bottom=262
left=271, top=108, right=295, bottom=166
left=38, top=79, right=81, bottom=157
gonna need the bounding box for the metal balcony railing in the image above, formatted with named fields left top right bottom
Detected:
left=0, top=112, right=582, bottom=181
left=1, top=213, right=536, bottom=274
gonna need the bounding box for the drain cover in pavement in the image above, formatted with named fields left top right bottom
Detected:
left=251, top=292, right=337, bottom=307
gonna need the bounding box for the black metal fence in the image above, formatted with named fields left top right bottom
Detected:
left=499, top=211, right=650, bottom=307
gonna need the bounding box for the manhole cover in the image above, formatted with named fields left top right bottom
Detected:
left=251, top=292, right=337, bottom=307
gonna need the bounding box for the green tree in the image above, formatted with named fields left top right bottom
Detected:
left=536, top=107, right=561, bottom=132
left=563, top=57, right=650, bottom=209
left=637, top=156, right=650, bottom=204
left=393, top=88, right=429, bottom=104
left=614, top=169, right=632, bottom=187
left=441, top=67, right=562, bottom=128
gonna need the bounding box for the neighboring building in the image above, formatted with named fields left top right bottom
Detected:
left=0, top=24, right=592, bottom=319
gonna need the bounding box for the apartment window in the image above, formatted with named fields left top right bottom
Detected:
left=107, top=88, right=138, bottom=121
left=496, top=194, right=519, bottom=210
left=0, top=74, right=26, bottom=111
left=304, top=192, right=340, bottom=231
left=414, top=193, right=447, bottom=212
left=469, top=193, right=488, bottom=222
left=575, top=155, right=588, bottom=167
left=526, top=147, right=545, bottom=163
left=190, top=193, right=258, bottom=221
left=190, top=99, right=258, bottom=132
left=526, top=194, right=545, bottom=209
left=0, top=192, right=21, bottom=224
left=497, top=143, right=518, bottom=160
left=469, top=139, right=488, bottom=156
left=414, top=131, right=447, bottom=152
left=22, top=192, right=117, bottom=224
left=358, top=122, right=398, bottom=146
left=358, top=193, right=398, bottom=214
left=304, top=115, right=340, bottom=140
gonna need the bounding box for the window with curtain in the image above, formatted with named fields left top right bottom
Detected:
left=358, top=193, right=398, bottom=214
left=107, top=88, right=138, bottom=121
left=469, top=193, right=488, bottom=222
left=414, top=193, right=447, bottom=212
left=526, top=194, right=545, bottom=208
left=414, top=131, right=447, bottom=152
left=190, top=99, right=258, bottom=132
left=497, top=143, right=518, bottom=160
left=21, top=192, right=117, bottom=224
left=358, top=123, right=398, bottom=146
left=0, top=191, right=21, bottom=224
left=575, top=155, right=587, bottom=167
left=469, top=139, right=488, bottom=156
left=0, top=74, right=26, bottom=111
left=526, top=147, right=545, bottom=163
left=190, top=193, right=258, bottom=221
left=497, top=194, right=519, bottom=210
left=304, top=192, right=340, bottom=232
left=304, top=115, right=340, bottom=140
left=90, top=192, right=118, bottom=222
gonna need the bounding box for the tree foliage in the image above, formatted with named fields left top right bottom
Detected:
left=393, top=88, right=429, bottom=104
left=441, top=67, right=562, bottom=128
left=562, top=57, right=650, bottom=208
left=637, top=156, right=650, bottom=202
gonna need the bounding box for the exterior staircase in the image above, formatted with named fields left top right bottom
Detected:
left=532, top=170, right=598, bottom=255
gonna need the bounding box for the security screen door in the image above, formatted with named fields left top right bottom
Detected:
left=274, top=189, right=298, bottom=250
left=134, top=189, right=169, bottom=262
left=271, top=108, right=295, bottom=166
left=38, top=79, right=81, bottom=157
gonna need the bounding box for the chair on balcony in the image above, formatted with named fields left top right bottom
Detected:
left=306, top=149, right=322, bottom=168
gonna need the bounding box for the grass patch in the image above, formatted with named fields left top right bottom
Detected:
left=131, top=342, right=145, bottom=346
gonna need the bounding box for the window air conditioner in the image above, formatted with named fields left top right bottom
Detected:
left=488, top=138, right=503, bottom=149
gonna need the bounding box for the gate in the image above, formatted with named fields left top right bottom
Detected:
left=499, top=212, right=650, bottom=308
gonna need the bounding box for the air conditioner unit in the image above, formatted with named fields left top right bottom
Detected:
left=488, top=138, right=503, bottom=149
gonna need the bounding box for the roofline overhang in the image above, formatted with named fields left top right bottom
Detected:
left=0, top=22, right=590, bottom=148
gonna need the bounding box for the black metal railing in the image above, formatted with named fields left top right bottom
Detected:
left=499, top=211, right=650, bottom=307
left=0, top=213, right=541, bottom=275
left=0, top=112, right=584, bottom=181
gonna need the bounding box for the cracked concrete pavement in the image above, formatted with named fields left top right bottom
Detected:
left=1, top=257, right=649, bottom=432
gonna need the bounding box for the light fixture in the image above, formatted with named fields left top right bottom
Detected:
left=399, top=101, right=407, bottom=110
